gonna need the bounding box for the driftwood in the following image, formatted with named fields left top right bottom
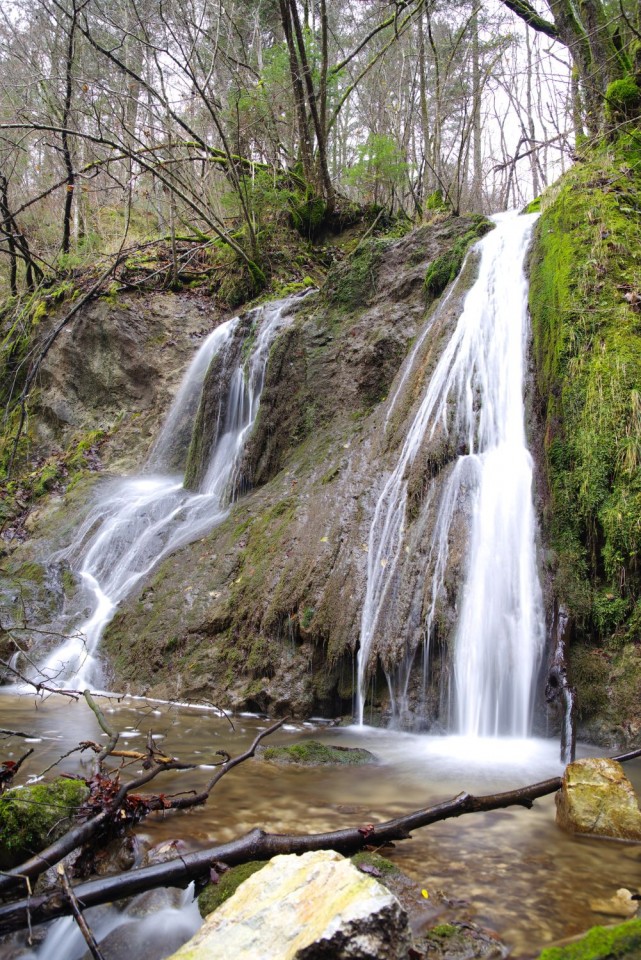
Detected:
left=545, top=601, right=577, bottom=764
left=0, top=776, right=563, bottom=934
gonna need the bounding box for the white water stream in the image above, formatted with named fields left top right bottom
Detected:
left=356, top=213, right=545, bottom=734
left=37, top=297, right=302, bottom=688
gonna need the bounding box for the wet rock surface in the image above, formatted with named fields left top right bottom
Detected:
left=258, top=739, right=376, bottom=765
left=168, top=850, right=413, bottom=960
left=3, top=216, right=491, bottom=723
left=34, top=292, right=221, bottom=472
left=555, top=758, right=641, bottom=839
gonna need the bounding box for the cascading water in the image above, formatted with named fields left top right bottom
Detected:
left=37, top=296, right=304, bottom=688
left=356, top=213, right=545, bottom=735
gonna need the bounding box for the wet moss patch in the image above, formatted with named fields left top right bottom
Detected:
left=260, top=739, right=376, bottom=765
left=536, top=918, right=641, bottom=959
left=198, top=861, right=267, bottom=918
left=0, top=777, right=88, bottom=868
left=424, top=215, right=494, bottom=303
left=529, top=132, right=641, bottom=741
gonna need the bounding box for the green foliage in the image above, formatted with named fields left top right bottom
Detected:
left=300, top=606, right=315, bottom=629
left=261, top=739, right=375, bottom=765
left=289, top=193, right=327, bottom=239
left=424, top=216, right=494, bottom=302
left=535, top=919, right=641, bottom=959
left=605, top=77, right=641, bottom=123
left=344, top=133, right=408, bottom=209
left=424, top=189, right=449, bottom=211
left=0, top=778, right=88, bottom=867
left=198, top=862, right=267, bottom=918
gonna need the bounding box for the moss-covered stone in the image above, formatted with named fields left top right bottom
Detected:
left=605, top=77, right=641, bottom=124
left=0, top=777, right=88, bottom=868
left=535, top=919, right=641, bottom=959
left=198, top=861, right=267, bottom=918
left=424, top=215, right=494, bottom=302
left=350, top=852, right=399, bottom=876
left=261, top=739, right=376, bottom=765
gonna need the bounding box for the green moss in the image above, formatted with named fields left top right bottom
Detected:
left=529, top=133, right=641, bottom=675
left=424, top=216, right=494, bottom=302
left=536, top=919, right=641, bottom=959
left=261, top=739, right=375, bottom=765
left=289, top=194, right=327, bottom=239
left=350, top=852, right=398, bottom=875
left=324, top=240, right=386, bottom=310
left=605, top=77, right=641, bottom=123
left=0, top=778, right=88, bottom=867
left=524, top=196, right=542, bottom=213
left=429, top=924, right=458, bottom=938
left=569, top=647, right=610, bottom=719
left=198, top=861, right=267, bottom=918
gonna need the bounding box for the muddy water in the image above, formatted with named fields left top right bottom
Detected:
left=1, top=693, right=640, bottom=958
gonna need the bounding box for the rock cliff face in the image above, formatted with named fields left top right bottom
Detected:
left=1, top=214, right=490, bottom=721
left=100, top=216, right=487, bottom=719
left=3, top=162, right=639, bottom=745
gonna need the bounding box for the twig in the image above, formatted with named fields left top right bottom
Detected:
left=83, top=690, right=119, bottom=771
left=58, top=865, right=105, bottom=960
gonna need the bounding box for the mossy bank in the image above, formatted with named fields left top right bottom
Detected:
left=529, top=131, right=641, bottom=745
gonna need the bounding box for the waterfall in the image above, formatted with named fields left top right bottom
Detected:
left=356, top=213, right=545, bottom=736
left=37, top=296, right=304, bottom=688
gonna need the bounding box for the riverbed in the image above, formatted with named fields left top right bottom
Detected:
left=1, top=692, right=639, bottom=958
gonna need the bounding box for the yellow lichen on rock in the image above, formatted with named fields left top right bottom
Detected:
left=555, top=758, right=641, bottom=839
left=168, top=849, right=411, bottom=960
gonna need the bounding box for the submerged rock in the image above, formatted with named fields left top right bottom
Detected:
left=555, top=758, right=641, bottom=839
left=169, top=849, right=412, bottom=960
left=259, top=740, right=376, bottom=765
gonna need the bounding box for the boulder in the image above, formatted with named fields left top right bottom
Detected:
left=168, top=850, right=413, bottom=960
left=555, top=758, right=641, bottom=839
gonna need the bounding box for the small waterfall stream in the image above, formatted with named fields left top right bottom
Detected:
left=356, top=213, right=545, bottom=734
left=37, top=297, right=302, bottom=688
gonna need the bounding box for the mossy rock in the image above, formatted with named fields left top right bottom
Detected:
left=350, top=852, right=399, bottom=877
left=535, top=918, right=641, bottom=959
left=422, top=921, right=506, bottom=959
left=524, top=196, right=542, bottom=213
left=424, top=216, right=494, bottom=302
left=605, top=77, right=641, bottom=123
left=260, top=739, right=376, bottom=765
left=0, top=777, right=88, bottom=868
left=324, top=240, right=385, bottom=310
left=198, top=861, right=267, bottom=918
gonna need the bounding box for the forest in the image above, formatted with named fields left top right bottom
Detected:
left=0, top=0, right=641, bottom=958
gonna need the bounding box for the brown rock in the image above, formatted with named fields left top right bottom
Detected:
left=555, top=758, right=641, bottom=839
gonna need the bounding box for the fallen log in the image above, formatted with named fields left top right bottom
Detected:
left=0, top=776, right=562, bottom=934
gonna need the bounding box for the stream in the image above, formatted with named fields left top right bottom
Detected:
left=0, top=693, right=639, bottom=959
